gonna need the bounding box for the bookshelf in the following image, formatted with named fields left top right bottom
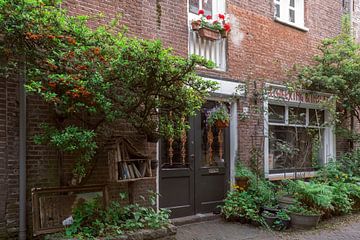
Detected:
left=108, top=138, right=155, bottom=183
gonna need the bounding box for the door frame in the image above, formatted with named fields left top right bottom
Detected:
left=156, top=78, right=245, bottom=211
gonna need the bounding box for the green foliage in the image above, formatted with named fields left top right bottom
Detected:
left=207, top=104, right=230, bottom=126
left=66, top=193, right=170, bottom=239
left=0, top=0, right=217, bottom=181
left=285, top=180, right=334, bottom=211
left=34, top=124, right=97, bottom=178
left=234, top=162, right=253, bottom=178
left=297, top=15, right=360, bottom=135
left=221, top=190, right=262, bottom=223
left=288, top=203, right=322, bottom=216
left=337, top=149, right=360, bottom=177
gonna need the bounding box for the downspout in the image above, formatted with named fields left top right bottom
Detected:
left=19, top=65, right=27, bottom=240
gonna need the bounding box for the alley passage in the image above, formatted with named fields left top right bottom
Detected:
left=176, top=213, right=360, bottom=240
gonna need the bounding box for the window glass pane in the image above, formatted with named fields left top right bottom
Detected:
left=289, top=9, right=295, bottom=23
left=201, top=101, right=229, bottom=167
left=309, top=109, right=325, bottom=126
left=269, top=126, right=324, bottom=172
left=202, top=0, right=212, bottom=16
left=290, top=0, right=295, bottom=7
left=268, top=105, right=285, bottom=123
left=275, top=3, right=280, bottom=17
left=189, top=0, right=199, bottom=14
left=289, top=107, right=306, bottom=125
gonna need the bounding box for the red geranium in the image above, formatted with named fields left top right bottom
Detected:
left=218, top=14, right=225, bottom=20
left=198, top=9, right=204, bottom=15
left=206, top=15, right=212, bottom=20
left=224, top=23, right=231, bottom=32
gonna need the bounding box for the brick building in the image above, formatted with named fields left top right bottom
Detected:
left=0, top=0, right=358, bottom=239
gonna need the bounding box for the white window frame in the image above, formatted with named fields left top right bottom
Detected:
left=188, top=0, right=226, bottom=22
left=263, top=83, right=336, bottom=180
left=187, top=0, right=227, bottom=71
left=274, top=0, right=309, bottom=32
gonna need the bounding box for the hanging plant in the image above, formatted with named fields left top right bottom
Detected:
left=207, top=104, right=230, bottom=128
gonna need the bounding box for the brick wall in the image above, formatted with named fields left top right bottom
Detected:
left=0, top=0, right=347, bottom=238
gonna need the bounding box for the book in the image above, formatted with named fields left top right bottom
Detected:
left=139, top=162, right=147, bottom=177
left=128, top=163, right=135, bottom=179
left=132, top=163, right=141, bottom=178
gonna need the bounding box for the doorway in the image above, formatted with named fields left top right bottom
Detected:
left=159, top=101, right=230, bottom=218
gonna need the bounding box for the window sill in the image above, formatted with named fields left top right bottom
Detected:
left=267, top=171, right=316, bottom=181
left=274, top=17, right=309, bottom=32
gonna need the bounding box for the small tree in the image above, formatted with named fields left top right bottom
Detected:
left=0, top=0, right=217, bottom=183
left=297, top=15, right=360, bottom=147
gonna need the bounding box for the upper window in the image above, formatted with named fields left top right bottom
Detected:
left=274, top=0, right=307, bottom=31
left=189, top=0, right=224, bottom=19
left=188, top=0, right=227, bottom=70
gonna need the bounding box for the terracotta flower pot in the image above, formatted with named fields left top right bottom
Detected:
left=198, top=27, right=220, bottom=41
left=215, top=120, right=229, bottom=129
left=220, top=30, right=229, bottom=38
left=191, top=20, right=201, bottom=31
left=235, top=176, right=249, bottom=190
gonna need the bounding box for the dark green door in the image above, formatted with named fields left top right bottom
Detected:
left=159, top=101, right=230, bottom=218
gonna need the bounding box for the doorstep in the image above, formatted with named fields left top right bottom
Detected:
left=171, top=213, right=220, bottom=226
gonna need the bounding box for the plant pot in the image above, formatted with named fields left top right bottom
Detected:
left=220, top=30, right=229, bottom=38
left=235, top=176, right=249, bottom=190
left=198, top=27, right=220, bottom=41
left=261, top=206, right=280, bottom=214
left=278, top=195, right=296, bottom=209
left=289, top=212, right=321, bottom=229
left=215, top=120, right=229, bottom=129
left=191, top=20, right=201, bottom=31
left=262, top=214, right=277, bottom=227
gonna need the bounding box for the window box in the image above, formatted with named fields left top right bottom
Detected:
left=198, top=27, right=221, bottom=41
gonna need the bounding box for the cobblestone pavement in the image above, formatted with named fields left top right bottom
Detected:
left=176, top=213, right=360, bottom=240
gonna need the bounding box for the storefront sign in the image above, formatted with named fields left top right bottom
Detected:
left=267, top=86, right=329, bottom=104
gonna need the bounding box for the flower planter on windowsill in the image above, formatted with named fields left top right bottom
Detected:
left=198, top=27, right=220, bottom=41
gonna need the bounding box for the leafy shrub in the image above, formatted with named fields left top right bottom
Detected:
left=285, top=180, right=334, bottom=211
left=221, top=190, right=261, bottom=223
left=65, top=193, right=170, bottom=239
left=337, top=149, right=360, bottom=177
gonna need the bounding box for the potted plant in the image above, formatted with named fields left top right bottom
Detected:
left=274, top=209, right=291, bottom=230
left=207, top=105, right=230, bottom=129
left=288, top=204, right=322, bottom=229
left=191, top=10, right=231, bottom=40
left=261, top=210, right=277, bottom=227
left=234, top=163, right=252, bottom=190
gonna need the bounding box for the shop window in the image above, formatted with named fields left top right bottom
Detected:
left=274, top=0, right=307, bottom=31
left=267, top=104, right=326, bottom=173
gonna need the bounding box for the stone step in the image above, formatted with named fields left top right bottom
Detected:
left=171, top=213, right=220, bottom=226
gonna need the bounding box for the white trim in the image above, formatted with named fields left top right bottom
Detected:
left=263, top=83, right=336, bottom=178
left=268, top=171, right=316, bottom=181
left=156, top=141, right=160, bottom=210
left=203, top=77, right=246, bottom=97
left=274, top=17, right=309, bottom=32
left=230, top=102, right=238, bottom=186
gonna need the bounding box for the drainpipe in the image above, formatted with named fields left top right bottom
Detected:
left=19, top=65, right=27, bottom=240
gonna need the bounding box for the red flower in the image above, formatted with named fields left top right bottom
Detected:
left=206, top=15, right=212, bottom=20
left=218, top=14, right=225, bottom=20
left=213, top=20, right=218, bottom=24
left=198, top=9, right=205, bottom=15
left=224, top=23, right=231, bottom=32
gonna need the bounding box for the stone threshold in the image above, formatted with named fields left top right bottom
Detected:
left=171, top=213, right=221, bottom=226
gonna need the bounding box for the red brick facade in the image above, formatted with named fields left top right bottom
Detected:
left=0, top=0, right=352, bottom=239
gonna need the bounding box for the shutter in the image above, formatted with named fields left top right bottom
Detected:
left=295, top=0, right=305, bottom=27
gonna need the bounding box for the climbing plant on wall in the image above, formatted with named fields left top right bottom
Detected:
left=0, top=0, right=217, bottom=183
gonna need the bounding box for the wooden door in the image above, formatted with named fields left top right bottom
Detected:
left=159, top=101, right=230, bottom=218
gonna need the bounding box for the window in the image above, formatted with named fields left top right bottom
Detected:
left=267, top=104, right=327, bottom=174
left=188, top=0, right=226, bottom=70
left=274, top=0, right=307, bottom=31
